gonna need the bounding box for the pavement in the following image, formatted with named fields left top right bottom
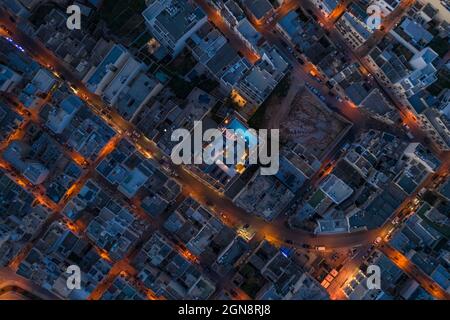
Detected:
left=379, top=244, right=450, bottom=300
left=1, top=2, right=449, bottom=301
left=0, top=6, right=383, bottom=251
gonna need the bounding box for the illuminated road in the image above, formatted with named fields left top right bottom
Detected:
left=356, top=0, right=416, bottom=57
left=0, top=7, right=387, bottom=251
left=326, top=245, right=370, bottom=300
left=332, top=152, right=450, bottom=299
left=2, top=1, right=446, bottom=256
left=289, top=0, right=443, bottom=158
left=249, top=1, right=411, bottom=140
left=202, top=0, right=449, bottom=300
left=1, top=4, right=449, bottom=301
left=193, top=0, right=260, bottom=63
left=2, top=93, right=90, bottom=168
left=327, top=0, right=353, bottom=25
left=257, top=0, right=301, bottom=27
left=0, top=267, right=59, bottom=300
left=379, top=244, right=450, bottom=300
left=0, top=70, right=124, bottom=271
left=61, top=134, right=123, bottom=204
left=5, top=133, right=123, bottom=271
left=327, top=160, right=450, bottom=300
left=249, top=0, right=450, bottom=299
left=257, top=26, right=379, bottom=132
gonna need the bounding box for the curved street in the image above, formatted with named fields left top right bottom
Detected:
left=0, top=7, right=382, bottom=250
left=1, top=2, right=449, bottom=300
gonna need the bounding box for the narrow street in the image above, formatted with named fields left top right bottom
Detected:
left=0, top=1, right=449, bottom=301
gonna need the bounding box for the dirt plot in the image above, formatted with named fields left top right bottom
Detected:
left=280, top=87, right=351, bottom=160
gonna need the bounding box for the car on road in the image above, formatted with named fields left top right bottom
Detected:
left=130, top=130, right=141, bottom=140
left=57, top=73, right=65, bottom=81
left=392, top=216, right=401, bottom=225
left=325, top=81, right=333, bottom=89
left=68, top=82, right=78, bottom=93
left=296, top=56, right=305, bottom=65
left=0, top=24, right=12, bottom=36
left=81, top=160, right=89, bottom=169
left=323, top=161, right=334, bottom=172
left=384, top=227, right=396, bottom=241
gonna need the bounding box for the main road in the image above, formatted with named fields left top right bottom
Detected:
left=379, top=243, right=450, bottom=300
left=1, top=2, right=449, bottom=300
left=0, top=267, right=59, bottom=300
left=288, top=0, right=443, bottom=158
left=242, top=0, right=450, bottom=299
left=193, top=0, right=260, bottom=63
left=356, top=0, right=417, bottom=57
left=0, top=7, right=383, bottom=250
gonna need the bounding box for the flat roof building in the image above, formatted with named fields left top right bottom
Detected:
left=47, top=95, right=83, bottom=134
left=242, top=0, right=274, bottom=22
left=19, top=69, right=56, bottom=109
left=320, top=174, right=354, bottom=205
left=0, top=63, right=22, bottom=93
left=83, top=44, right=129, bottom=94
left=143, top=0, right=207, bottom=57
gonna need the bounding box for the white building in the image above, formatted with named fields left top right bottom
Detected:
left=82, top=44, right=129, bottom=95
left=398, top=47, right=439, bottom=97
left=142, top=0, right=207, bottom=57
left=19, top=69, right=56, bottom=109
left=102, top=57, right=145, bottom=105
left=47, top=95, right=82, bottom=134
left=336, top=12, right=373, bottom=49
left=320, top=174, right=354, bottom=205
left=235, top=18, right=262, bottom=54
left=234, top=45, right=288, bottom=109
left=403, top=143, right=441, bottom=172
